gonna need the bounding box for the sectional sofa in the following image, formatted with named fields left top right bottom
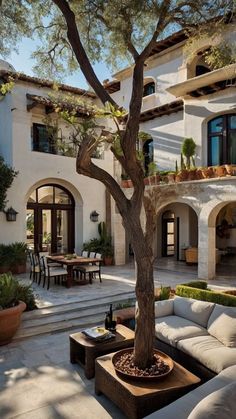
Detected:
left=147, top=296, right=236, bottom=417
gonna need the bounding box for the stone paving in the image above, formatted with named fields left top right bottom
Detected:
left=1, top=262, right=235, bottom=418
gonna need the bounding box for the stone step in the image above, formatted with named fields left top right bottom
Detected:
left=14, top=291, right=136, bottom=341
left=22, top=291, right=135, bottom=319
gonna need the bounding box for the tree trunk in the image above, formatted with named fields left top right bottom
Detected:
left=134, top=255, right=155, bottom=369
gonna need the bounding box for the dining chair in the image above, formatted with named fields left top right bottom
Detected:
left=28, top=251, right=41, bottom=283
left=73, top=250, right=89, bottom=278
left=77, top=252, right=102, bottom=284
left=41, top=256, right=67, bottom=290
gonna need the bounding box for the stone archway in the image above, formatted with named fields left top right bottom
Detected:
left=156, top=201, right=198, bottom=262
left=198, top=198, right=236, bottom=279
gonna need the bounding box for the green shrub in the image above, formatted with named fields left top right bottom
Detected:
left=176, top=285, right=236, bottom=307
left=155, top=286, right=171, bottom=301
left=0, top=242, right=27, bottom=267
left=0, top=273, right=37, bottom=311
left=184, top=280, right=208, bottom=290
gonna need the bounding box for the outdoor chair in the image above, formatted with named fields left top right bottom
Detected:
left=73, top=250, right=89, bottom=278
left=41, top=256, right=67, bottom=290
left=76, top=252, right=102, bottom=284
left=28, top=251, right=41, bottom=283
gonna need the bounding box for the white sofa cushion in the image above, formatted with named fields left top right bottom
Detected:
left=154, top=299, right=174, bottom=318
left=177, top=335, right=236, bottom=373
left=145, top=366, right=236, bottom=419
left=207, top=304, right=236, bottom=347
left=155, top=315, right=208, bottom=348
left=188, top=382, right=236, bottom=419
left=174, top=296, right=215, bottom=328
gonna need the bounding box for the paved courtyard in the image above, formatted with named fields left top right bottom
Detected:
left=0, top=262, right=235, bottom=418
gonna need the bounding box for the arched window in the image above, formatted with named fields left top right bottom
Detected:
left=143, top=81, right=155, bottom=97
left=26, top=184, right=75, bottom=253
left=208, top=114, right=236, bottom=166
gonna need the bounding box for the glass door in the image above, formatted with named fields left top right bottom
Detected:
left=56, top=210, right=68, bottom=254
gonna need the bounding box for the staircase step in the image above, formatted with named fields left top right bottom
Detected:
left=14, top=291, right=136, bottom=341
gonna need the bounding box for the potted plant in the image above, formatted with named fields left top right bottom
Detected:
left=0, top=242, right=28, bottom=274
left=102, top=241, right=114, bottom=266
left=0, top=273, right=27, bottom=345
left=181, top=138, right=196, bottom=170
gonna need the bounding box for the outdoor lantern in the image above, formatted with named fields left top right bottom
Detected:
left=90, top=210, right=99, bottom=222
left=5, top=207, right=18, bottom=222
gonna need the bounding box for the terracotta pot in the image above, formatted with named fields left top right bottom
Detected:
left=187, top=169, right=197, bottom=181
left=144, top=177, right=150, bottom=185
left=177, top=169, right=188, bottom=181
left=104, top=256, right=113, bottom=266
left=214, top=165, right=226, bottom=177
left=225, top=164, right=234, bottom=175
left=167, top=173, right=176, bottom=183
left=0, top=301, right=26, bottom=345
left=127, top=179, right=133, bottom=188
left=121, top=180, right=129, bottom=188
left=201, top=167, right=214, bottom=178
left=196, top=169, right=204, bottom=180
left=149, top=175, right=156, bottom=185
left=155, top=174, right=161, bottom=184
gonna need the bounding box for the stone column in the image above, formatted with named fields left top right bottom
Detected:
left=198, top=223, right=216, bottom=280
left=113, top=212, right=126, bottom=265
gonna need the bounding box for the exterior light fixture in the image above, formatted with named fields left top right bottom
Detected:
left=90, top=210, right=99, bottom=222
left=5, top=207, right=18, bottom=221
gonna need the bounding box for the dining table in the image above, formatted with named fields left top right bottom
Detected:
left=47, top=254, right=100, bottom=288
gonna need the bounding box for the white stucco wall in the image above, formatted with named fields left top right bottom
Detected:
left=184, top=89, right=236, bottom=167
left=0, top=81, right=113, bottom=250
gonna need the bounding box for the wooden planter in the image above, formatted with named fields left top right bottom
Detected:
left=0, top=301, right=26, bottom=345
left=185, top=247, right=198, bottom=264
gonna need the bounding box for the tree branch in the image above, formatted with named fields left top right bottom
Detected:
left=52, top=0, right=117, bottom=106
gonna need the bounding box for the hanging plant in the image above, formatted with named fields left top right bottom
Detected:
left=0, top=156, right=18, bottom=212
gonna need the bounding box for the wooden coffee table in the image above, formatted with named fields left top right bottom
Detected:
left=95, top=352, right=200, bottom=419
left=70, top=324, right=134, bottom=379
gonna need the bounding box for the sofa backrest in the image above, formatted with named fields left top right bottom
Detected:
left=154, top=299, right=174, bottom=318
left=173, top=296, right=215, bottom=328
left=207, top=304, right=236, bottom=347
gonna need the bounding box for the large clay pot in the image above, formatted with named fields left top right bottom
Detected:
left=0, top=301, right=26, bottom=345
left=0, top=264, right=26, bottom=275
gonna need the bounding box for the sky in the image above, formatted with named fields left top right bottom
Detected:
left=6, top=37, right=113, bottom=91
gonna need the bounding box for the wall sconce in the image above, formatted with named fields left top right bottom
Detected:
left=90, top=210, right=99, bottom=222
left=5, top=207, right=18, bottom=222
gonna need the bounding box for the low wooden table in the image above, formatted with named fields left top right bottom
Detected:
left=95, top=352, right=200, bottom=419
left=70, top=324, right=134, bottom=379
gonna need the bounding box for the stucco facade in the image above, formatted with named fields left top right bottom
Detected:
left=109, top=22, right=236, bottom=279
left=1, top=22, right=236, bottom=280
left=0, top=69, right=113, bottom=253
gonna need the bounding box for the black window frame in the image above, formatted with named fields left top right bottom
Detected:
left=208, top=114, right=236, bottom=166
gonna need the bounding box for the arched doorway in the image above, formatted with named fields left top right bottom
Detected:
left=26, top=184, right=75, bottom=253
left=216, top=202, right=236, bottom=275
left=162, top=210, right=175, bottom=257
